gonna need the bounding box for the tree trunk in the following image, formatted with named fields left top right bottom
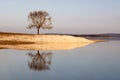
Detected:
left=37, top=28, right=40, bottom=34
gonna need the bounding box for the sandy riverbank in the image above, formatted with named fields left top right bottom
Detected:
left=0, top=32, right=97, bottom=50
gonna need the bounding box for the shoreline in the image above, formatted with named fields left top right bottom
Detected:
left=0, top=32, right=98, bottom=50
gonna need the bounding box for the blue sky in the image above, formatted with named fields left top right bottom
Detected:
left=0, top=0, right=120, bottom=34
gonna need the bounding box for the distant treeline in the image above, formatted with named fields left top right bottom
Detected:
left=71, top=34, right=110, bottom=37
left=71, top=34, right=120, bottom=38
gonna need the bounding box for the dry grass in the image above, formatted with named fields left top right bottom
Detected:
left=0, top=32, right=96, bottom=50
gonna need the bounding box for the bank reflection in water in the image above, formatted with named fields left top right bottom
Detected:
left=27, top=51, right=52, bottom=71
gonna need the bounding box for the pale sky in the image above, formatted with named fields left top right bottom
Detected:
left=0, top=0, right=120, bottom=34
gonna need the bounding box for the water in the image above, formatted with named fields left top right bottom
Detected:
left=0, top=40, right=120, bottom=80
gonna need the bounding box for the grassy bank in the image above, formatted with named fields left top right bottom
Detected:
left=0, top=32, right=97, bottom=50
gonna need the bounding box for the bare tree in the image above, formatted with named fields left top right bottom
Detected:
left=28, top=10, right=53, bottom=34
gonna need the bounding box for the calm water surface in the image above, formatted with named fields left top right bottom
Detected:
left=0, top=40, right=120, bottom=80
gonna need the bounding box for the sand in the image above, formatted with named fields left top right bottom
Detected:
left=0, top=32, right=96, bottom=50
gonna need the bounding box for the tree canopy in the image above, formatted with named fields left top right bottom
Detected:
left=28, top=10, right=53, bottom=34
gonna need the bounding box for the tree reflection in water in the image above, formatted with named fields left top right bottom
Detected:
left=27, top=51, right=52, bottom=71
